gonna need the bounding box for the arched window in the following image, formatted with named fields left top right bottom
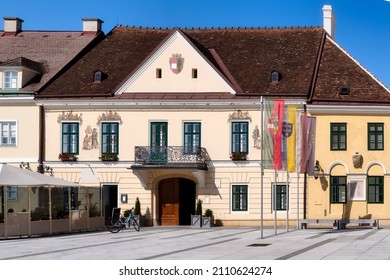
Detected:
left=271, top=71, right=281, bottom=83
left=93, top=71, right=102, bottom=83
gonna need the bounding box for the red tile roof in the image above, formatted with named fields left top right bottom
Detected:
left=37, top=26, right=389, bottom=104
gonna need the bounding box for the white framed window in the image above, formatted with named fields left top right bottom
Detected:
left=3, top=70, right=19, bottom=89
left=0, top=121, right=17, bottom=146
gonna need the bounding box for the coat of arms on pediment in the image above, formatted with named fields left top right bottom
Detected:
left=169, top=53, right=184, bottom=74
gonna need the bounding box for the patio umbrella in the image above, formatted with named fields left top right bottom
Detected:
left=0, top=163, right=80, bottom=187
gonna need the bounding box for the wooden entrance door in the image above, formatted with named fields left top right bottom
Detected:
left=159, top=178, right=179, bottom=225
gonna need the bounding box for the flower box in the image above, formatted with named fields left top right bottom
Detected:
left=99, top=153, right=119, bottom=161
left=58, top=153, right=78, bottom=161
left=230, top=151, right=247, bottom=161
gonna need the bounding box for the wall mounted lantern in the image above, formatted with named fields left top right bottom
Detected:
left=313, top=160, right=322, bottom=180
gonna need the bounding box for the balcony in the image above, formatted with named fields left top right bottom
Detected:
left=131, top=146, right=209, bottom=170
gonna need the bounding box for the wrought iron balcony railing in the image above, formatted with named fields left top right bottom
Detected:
left=133, top=146, right=209, bottom=170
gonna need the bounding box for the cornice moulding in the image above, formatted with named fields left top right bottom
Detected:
left=307, top=105, right=390, bottom=115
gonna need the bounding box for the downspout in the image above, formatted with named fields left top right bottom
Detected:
left=38, top=105, right=45, bottom=173
left=303, top=31, right=326, bottom=219
left=303, top=104, right=307, bottom=220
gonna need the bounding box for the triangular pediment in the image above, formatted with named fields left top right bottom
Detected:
left=114, top=30, right=236, bottom=95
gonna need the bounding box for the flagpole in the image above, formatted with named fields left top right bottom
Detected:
left=286, top=171, right=289, bottom=232
left=274, top=169, right=277, bottom=236
left=260, top=96, right=264, bottom=239
left=296, top=172, right=299, bottom=229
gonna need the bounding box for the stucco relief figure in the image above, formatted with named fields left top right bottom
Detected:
left=83, top=134, right=92, bottom=150
left=83, top=125, right=99, bottom=150
left=252, top=125, right=260, bottom=149
left=92, top=128, right=99, bottom=149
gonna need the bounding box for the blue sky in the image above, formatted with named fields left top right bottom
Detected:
left=3, top=0, right=390, bottom=88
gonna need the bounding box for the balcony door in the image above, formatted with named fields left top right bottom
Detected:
left=150, top=122, right=168, bottom=164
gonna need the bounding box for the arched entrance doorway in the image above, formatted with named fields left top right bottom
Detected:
left=158, top=178, right=196, bottom=225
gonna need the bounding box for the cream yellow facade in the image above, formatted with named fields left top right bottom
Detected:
left=0, top=102, right=40, bottom=166
left=42, top=103, right=305, bottom=227
left=307, top=107, right=390, bottom=226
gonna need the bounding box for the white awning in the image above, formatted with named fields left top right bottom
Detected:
left=0, top=163, right=80, bottom=187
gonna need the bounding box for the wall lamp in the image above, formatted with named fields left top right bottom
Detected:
left=313, top=160, right=323, bottom=180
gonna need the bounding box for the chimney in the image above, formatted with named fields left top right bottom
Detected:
left=81, top=18, right=103, bottom=35
left=322, top=5, right=335, bottom=39
left=3, top=17, right=23, bottom=35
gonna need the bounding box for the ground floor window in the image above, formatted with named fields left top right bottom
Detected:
left=232, top=185, right=248, bottom=211
left=273, top=184, right=288, bottom=211
left=330, top=176, right=347, bottom=203
left=367, top=176, right=384, bottom=203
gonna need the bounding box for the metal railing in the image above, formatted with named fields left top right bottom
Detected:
left=133, top=146, right=209, bottom=169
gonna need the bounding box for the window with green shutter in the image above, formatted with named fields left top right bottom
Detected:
left=330, top=123, right=347, bottom=150
left=368, top=123, right=384, bottom=150
left=184, top=122, right=201, bottom=154
left=101, top=122, right=119, bottom=154
left=232, top=185, right=248, bottom=211
left=330, top=176, right=347, bottom=203
left=367, top=176, right=384, bottom=203
left=62, top=122, right=79, bottom=154
left=231, top=122, right=248, bottom=153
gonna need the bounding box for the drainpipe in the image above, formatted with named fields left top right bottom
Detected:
left=38, top=105, right=45, bottom=173
left=303, top=104, right=307, bottom=220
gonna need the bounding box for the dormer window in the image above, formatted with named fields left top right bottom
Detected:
left=3, top=70, right=18, bottom=89
left=339, top=87, right=350, bottom=95
left=271, top=71, right=281, bottom=83
left=93, top=71, right=102, bottom=83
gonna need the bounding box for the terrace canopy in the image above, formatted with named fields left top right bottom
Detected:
left=0, top=164, right=104, bottom=238
left=0, top=163, right=79, bottom=186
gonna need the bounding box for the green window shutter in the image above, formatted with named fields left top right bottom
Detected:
left=231, top=122, right=248, bottom=153
left=101, top=122, right=119, bottom=154
left=62, top=122, right=79, bottom=154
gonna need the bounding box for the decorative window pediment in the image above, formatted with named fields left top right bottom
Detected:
left=57, top=111, right=83, bottom=125
left=228, top=110, right=252, bottom=122
left=97, top=111, right=123, bottom=125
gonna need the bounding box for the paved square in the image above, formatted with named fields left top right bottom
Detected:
left=1, top=226, right=390, bottom=260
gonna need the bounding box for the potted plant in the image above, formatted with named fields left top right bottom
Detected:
left=58, top=153, right=78, bottom=161
left=202, top=209, right=214, bottom=227
left=191, top=199, right=202, bottom=227
left=230, top=151, right=247, bottom=160
left=99, top=153, right=119, bottom=161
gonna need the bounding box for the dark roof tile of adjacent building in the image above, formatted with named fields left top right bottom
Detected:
left=0, top=30, right=103, bottom=92
left=311, top=38, right=390, bottom=104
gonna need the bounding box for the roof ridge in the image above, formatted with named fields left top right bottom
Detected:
left=116, top=25, right=322, bottom=31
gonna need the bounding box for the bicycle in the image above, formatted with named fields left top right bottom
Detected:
left=107, top=207, right=140, bottom=233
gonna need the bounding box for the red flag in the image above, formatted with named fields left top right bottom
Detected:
left=273, top=99, right=284, bottom=170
